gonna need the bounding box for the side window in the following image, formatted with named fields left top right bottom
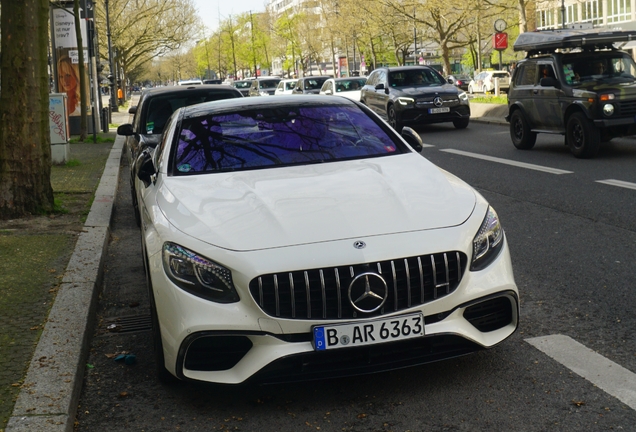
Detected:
left=366, top=72, right=377, bottom=86
left=516, top=64, right=537, bottom=86
left=538, top=64, right=556, bottom=81
left=377, top=70, right=387, bottom=86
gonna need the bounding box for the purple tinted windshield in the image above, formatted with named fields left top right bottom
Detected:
left=172, top=105, right=405, bottom=174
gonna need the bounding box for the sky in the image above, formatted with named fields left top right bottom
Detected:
left=193, top=0, right=270, bottom=32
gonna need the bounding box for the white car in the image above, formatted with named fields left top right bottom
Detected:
left=468, top=71, right=510, bottom=94
left=319, top=77, right=367, bottom=101
left=133, top=95, right=519, bottom=385
left=274, top=79, right=297, bottom=95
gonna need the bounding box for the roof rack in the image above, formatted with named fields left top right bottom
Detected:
left=514, top=28, right=636, bottom=56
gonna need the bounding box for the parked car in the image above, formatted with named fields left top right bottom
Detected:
left=507, top=28, right=636, bottom=158
left=248, top=77, right=282, bottom=97
left=468, top=71, right=510, bottom=94
left=274, top=79, right=297, bottom=95
left=203, top=79, right=222, bottom=84
left=360, top=65, right=470, bottom=131
left=131, top=95, right=519, bottom=385
left=292, top=76, right=330, bottom=94
left=116, top=85, right=243, bottom=226
left=232, top=80, right=252, bottom=96
left=446, top=74, right=471, bottom=91
left=319, top=77, right=367, bottom=101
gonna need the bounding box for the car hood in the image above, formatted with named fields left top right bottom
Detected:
left=156, top=154, right=477, bottom=251
left=394, top=83, right=460, bottom=96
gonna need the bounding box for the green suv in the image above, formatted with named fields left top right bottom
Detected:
left=506, top=29, right=636, bottom=158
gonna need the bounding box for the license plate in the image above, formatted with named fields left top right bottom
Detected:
left=429, top=107, right=450, bottom=114
left=312, top=313, right=424, bottom=351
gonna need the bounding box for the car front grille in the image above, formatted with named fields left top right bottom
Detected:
left=618, top=100, right=636, bottom=116
left=249, top=251, right=467, bottom=320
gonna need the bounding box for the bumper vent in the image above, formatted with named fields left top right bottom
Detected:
left=463, top=296, right=514, bottom=332
left=249, top=251, right=467, bottom=320
left=184, top=336, right=252, bottom=371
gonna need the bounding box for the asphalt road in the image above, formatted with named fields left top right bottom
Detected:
left=75, top=122, right=636, bottom=431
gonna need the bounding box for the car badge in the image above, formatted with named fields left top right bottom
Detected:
left=348, top=272, right=388, bottom=313
left=353, top=240, right=366, bottom=249
left=434, top=97, right=444, bottom=107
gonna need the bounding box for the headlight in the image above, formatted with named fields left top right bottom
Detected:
left=603, top=104, right=615, bottom=116
left=162, top=242, right=239, bottom=303
left=458, top=91, right=469, bottom=103
left=471, top=206, right=504, bottom=271
left=397, top=97, right=415, bottom=106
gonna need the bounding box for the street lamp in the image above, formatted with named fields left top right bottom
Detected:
left=105, top=0, right=118, bottom=112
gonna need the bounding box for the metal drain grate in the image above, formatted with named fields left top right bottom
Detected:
left=101, top=314, right=152, bottom=334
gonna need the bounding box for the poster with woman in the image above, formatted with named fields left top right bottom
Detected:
left=57, top=53, right=82, bottom=116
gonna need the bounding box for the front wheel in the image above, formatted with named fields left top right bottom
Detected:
left=387, top=105, right=403, bottom=132
left=510, top=110, right=537, bottom=150
left=453, top=118, right=469, bottom=129
left=566, top=112, right=600, bottom=158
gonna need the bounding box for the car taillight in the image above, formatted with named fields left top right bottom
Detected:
left=457, top=80, right=463, bottom=85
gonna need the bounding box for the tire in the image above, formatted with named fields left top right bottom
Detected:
left=482, top=85, right=488, bottom=94
left=143, top=248, right=179, bottom=385
left=566, top=112, right=600, bottom=158
left=468, top=85, right=474, bottom=94
left=387, top=104, right=403, bottom=132
left=510, top=110, right=537, bottom=150
left=453, top=117, right=469, bottom=129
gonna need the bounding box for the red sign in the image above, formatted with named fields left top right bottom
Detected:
left=493, top=32, right=508, bottom=50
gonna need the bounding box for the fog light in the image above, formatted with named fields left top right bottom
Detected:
left=603, top=104, right=615, bottom=116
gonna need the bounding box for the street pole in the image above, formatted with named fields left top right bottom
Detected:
left=561, top=0, right=566, bottom=29
left=105, top=0, right=118, bottom=112
left=250, top=11, right=257, bottom=78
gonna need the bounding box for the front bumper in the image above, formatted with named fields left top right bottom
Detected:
left=398, top=104, right=470, bottom=126
left=146, top=221, right=519, bottom=385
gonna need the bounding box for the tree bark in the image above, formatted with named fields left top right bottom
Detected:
left=0, top=0, right=54, bottom=219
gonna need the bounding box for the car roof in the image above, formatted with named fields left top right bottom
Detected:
left=140, top=85, right=238, bottom=96
left=182, top=94, right=357, bottom=118
left=514, top=28, right=636, bottom=55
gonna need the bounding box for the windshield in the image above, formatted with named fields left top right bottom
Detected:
left=259, top=80, right=280, bottom=89
left=234, top=81, right=251, bottom=89
left=171, top=105, right=408, bottom=175
left=336, top=79, right=367, bottom=92
left=562, top=53, right=636, bottom=86
left=388, top=69, right=446, bottom=87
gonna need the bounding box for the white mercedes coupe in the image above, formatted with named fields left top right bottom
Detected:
left=133, top=95, right=519, bottom=384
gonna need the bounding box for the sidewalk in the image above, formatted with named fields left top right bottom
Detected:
left=3, top=97, right=137, bottom=432
left=0, top=95, right=505, bottom=432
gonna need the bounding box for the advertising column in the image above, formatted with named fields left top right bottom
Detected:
left=51, top=3, right=92, bottom=135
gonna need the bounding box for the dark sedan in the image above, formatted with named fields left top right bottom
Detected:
left=447, top=74, right=471, bottom=91
left=116, top=85, right=243, bottom=225
left=360, top=66, right=470, bottom=131
left=292, top=76, right=331, bottom=95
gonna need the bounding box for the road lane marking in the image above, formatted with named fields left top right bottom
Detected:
left=526, top=334, right=636, bottom=411
left=596, top=179, right=636, bottom=191
left=440, top=149, right=573, bottom=175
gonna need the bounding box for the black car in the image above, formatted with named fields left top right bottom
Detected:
left=507, top=29, right=636, bottom=158
left=446, top=74, right=471, bottom=91
left=292, top=76, right=330, bottom=94
left=248, top=77, right=282, bottom=97
left=233, top=79, right=252, bottom=96
left=116, top=85, right=243, bottom=225
left=360, top=66, right=470, bottom=131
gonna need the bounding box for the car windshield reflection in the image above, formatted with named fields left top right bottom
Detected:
left=172, top=105, right=406, bottom=174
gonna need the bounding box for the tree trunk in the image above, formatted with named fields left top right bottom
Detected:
left=0, top=0, right=54, bottom=219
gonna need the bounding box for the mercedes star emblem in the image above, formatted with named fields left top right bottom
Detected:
left=348, top=272, right=388, bottom=313
left=433, top=97, right=444, bottom=107
left=353, top=240, right=366, bottom=249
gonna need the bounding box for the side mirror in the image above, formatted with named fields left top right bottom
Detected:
left=324, top=89, right=333, bottom=95
left=540, top=77, right=560, bottom=88
left=117, top=123, right=134, bottom=136
left=128, top=106, right=137, bottom=115
left=447, top=78, right=453, bottom=84
left=401, top=127, right=423, bottom=152
left=135, top=150, right=156, bottom=188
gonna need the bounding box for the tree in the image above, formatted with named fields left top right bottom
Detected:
left=0, top=0, right=54, bottom=218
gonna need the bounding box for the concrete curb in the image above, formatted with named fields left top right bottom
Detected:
left=5, top=136, right=125, bottom=432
